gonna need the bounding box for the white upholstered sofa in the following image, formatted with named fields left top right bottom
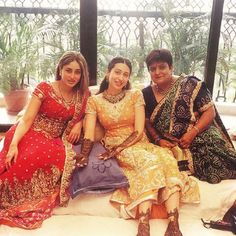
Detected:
left=0, top=177, right=235, bottom=236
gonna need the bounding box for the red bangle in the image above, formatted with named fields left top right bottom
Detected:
left=154, top=137, right=162, bottom=144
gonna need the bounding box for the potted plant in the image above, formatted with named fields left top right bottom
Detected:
left=0, top=14, right=39, bottom=114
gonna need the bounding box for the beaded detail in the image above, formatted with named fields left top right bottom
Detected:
left=154, top=78, right=175, bottom=96
left=102, top=90, right=126, bottom=104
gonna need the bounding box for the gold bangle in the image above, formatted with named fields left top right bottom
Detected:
left=192, top=126, right=200, bottom=134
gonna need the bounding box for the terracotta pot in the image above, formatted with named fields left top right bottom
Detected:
left=4, top=89, right=29, bottom=115
left=0, top=97, right=6, bottom=107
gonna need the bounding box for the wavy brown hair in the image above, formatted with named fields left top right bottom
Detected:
left=55, top=51, right=89, bottom=95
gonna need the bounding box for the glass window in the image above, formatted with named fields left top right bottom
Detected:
left=213, top=0, right=236, bottom=103
left=97, top=0, right=213, bottom=88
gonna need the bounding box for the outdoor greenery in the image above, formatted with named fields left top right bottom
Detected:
left=215, top=46, right=236, bottom=102
left=0, top=10, right=82, bottom=97
left=97, top=0, right=210, bottom=85
left=35, top=11, right=81, bottom=82
left=0, top=14, right=40, bottom=94
left=0, top=0, right=235, bottom=102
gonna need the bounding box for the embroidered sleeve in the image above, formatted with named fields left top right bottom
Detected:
left=133, top=89, right=145, bottom=107
left=85, top=96, right=97, bottom=115
left=32, top=82, right=48, bottom=101
left=194, top=81, right=214, bottom=113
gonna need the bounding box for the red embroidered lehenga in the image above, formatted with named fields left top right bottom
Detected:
left=0, top=82, right=88, bottom=229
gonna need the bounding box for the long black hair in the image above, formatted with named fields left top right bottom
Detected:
left=97, top=57, right=132, bottom=94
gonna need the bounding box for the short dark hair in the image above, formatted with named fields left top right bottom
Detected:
left=145, top=49, right=173, bottom=69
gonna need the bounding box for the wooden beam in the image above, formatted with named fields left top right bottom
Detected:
left=80, top=0, right=97, bottom=86
left=204, top=0, right=224, bottom=94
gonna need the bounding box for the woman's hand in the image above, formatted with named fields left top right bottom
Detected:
left=75, top=153, right=88, bottom=167
left=67, top=122, right=82, bottom=144
left=158, top=139, right=176, bottom=148
left=98, top=146, right=122, bottom=160
left=5, top=144, right=18, bottom=170
left=179, top=129, right=197, bottom=149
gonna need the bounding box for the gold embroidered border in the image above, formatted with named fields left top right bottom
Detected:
left=59, top=137, right=76, bottom=206
left=0, top=167, right=61, bottom=208
left=59, top=93, right=83, bottom=206
left=169, top=76, right=184, bottom=132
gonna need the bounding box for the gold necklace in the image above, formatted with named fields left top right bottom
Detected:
left=154, top=79, right=175, bottom=96
left=58, top=83, right=75, bottom=108
left=103, top=90, right=126, bottom=104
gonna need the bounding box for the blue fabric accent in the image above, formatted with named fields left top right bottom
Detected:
left=70, top=142, right=129, bottom=198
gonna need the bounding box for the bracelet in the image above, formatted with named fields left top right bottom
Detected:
left=154, top=136, right=162, bottom=144
left=192, top=126, right=200, bottom=134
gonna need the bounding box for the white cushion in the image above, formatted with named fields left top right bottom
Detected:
left=180, top=178, right=236, bottom=220
left=54, top=178, right=236, bottom=221
left=53, top=192, right=119, bottom=217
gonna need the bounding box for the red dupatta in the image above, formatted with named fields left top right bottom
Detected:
left=59, top=90, right=90, bottom=206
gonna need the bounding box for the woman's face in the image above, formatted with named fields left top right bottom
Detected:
left=60, top=60, right=82, bottom=88
left=107, top=63, right=130, bottom=92
left=148, top=61, right=173, bottom=86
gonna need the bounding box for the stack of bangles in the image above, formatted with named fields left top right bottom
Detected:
left=154, top=136, right=162, bottom=144
left=192, top=126, right=200, bottom=134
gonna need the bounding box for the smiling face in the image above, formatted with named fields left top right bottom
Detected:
left=148, top=61, right=173, bottom=87
left=60, top=60, right=81, bottom=88
left=107, top=63, right=130, bottom=93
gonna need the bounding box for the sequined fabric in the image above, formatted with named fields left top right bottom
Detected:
left=86, top=89, right=200, bottom=219
left=32, top=113, right=67, bottom=138
left=0, top=82, right=86, bottom=229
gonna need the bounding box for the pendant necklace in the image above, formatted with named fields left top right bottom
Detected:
left=58, top=83, right=75, bottom=109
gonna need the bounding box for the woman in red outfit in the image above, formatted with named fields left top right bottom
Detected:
left=0, top=51, right=89, bottom=229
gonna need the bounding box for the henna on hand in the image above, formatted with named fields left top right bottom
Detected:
left=75, top=153, right=88, bottom=167
left=75, top=138, right=94, bottom=167
left=99, top=131, right=139, bottom=160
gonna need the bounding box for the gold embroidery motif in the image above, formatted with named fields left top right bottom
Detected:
left=32, top=114, right=67, bottom=138
left=59, top=137, right=76, bottom=206
left=59, top=93, right=83, bottom=206
left=63, top=93, right=83, bottom=136
left=88, top=89, right=200, bottom=219
left=0, top=166, right=61, bottom=209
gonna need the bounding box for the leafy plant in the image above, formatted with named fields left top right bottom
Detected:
left=215, top=44, right=236, bottom=101
left=0, top=14, right=40, bottom=94
left=148, top=0, right=209, bottom=76
left=35, top=10, right=81, bottom=82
